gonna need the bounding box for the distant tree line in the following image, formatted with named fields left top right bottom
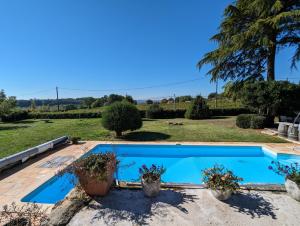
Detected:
left=17, top=94, right=136, bottom=111
left=0, top=90, right=16, bottom=116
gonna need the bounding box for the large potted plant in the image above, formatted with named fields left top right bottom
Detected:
left=269, top=161, right=300, bottom=201
left=67, top=153, right=117, bottom=196
left=139, top=164, right=166, bottom=197
left=202, top=165, right=243, bottom=201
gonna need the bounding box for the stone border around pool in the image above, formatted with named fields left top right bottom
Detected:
left=116, top=181, right=286, bottom=192
left=0, top=136, right=69, bottom=172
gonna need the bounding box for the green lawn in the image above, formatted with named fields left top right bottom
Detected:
left=53, top=98, right=242, bottom=113
left=0, top=117, right=285, bottom=158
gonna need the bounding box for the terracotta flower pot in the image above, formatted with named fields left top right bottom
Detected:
left=285, top=178, right=300, bottom=202
left=75, top=159, right=116, bottom=196
left=210, top=189, right=232, bottom=201
left=142, top=178, right=161, bottom=197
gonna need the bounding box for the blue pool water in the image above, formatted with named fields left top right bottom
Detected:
left=21, top=144, right=300, bottom=204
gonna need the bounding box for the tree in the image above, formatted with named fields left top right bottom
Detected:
left=208, top=92, right=219, bottom=99
left=239, top=81, right=300, bottom=117
left=146, top=103, right=164, bottom=119
left=0, top=90, right=16, bottom=116
left=91, top=99, right=105, bottom=108
left=30, top=99, right=36, bottom=111
left=64, top=104, right=78, bottom=111
left=146, top=99, right=154, bottom=105
left=0, top=90, right=6, bottom=103
left=160, top=99, right=168, bottom=104
left=102, top=101, right=142, bottom=137
left=176, top=95, right=193, bottom=102
left=185, top=95, right=211, bottom=119
left=124, top=95, right=135, bottom=104
left=198, top=0, right=300, bottom=82
left=82, top=97, right=96, bottom=109
left=108, top=94, right=124, bottom=104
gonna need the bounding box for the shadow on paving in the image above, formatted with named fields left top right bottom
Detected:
left=225, top=192, right=278, bottom=219
left=122, top=131, right=170, bottom=141
left=87, top=189, right=198, bottom=225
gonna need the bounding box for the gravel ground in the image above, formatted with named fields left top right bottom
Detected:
left=68, top=189, right=300, bottom=226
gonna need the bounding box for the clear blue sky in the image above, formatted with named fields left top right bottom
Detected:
left=0, top=0, right=299, bottom=100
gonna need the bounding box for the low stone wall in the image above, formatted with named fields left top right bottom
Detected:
left=0, top=136, right=69, bottom=172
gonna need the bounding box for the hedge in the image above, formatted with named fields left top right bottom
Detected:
left=145, top=108, right=251, bottom=119
left=146, top=108, right=186, bottom=119
left=1, top=110, right=29, bottom=122
left=236, top=114, right=268, bottom=129
left=236, top=114, right=254, bottom=128
left=27, top=108, right=250, bottom=120
left=29, top=112, right=102, bottom=119
left=250, top=115, right=268, bottom=129
left=210, top=108, right=252, bottom=116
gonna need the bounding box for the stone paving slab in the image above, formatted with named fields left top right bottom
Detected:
left=68, top=189, right=300, bottom=226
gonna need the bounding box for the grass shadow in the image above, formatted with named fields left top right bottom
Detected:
left=225, top=192, right=277, bottom=219
left=12, top=120, right=36, bottom=124
left=0, top=126, right=29, bottom=131
left=88, top=189, right=197, bottom=225
left=142, top=119, right=158, bottom=122
left=209, top=116, right=231, bottom=119
left=122, top=131, right=170, bottom=141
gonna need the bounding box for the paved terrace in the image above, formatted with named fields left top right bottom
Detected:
left=0, top=141, right=300, bottom=209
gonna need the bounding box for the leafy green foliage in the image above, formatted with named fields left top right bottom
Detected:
left=74, top=153, right=116, bottom=182
left=64, top=104, right=78, bottom=111
left=269, top=161, right=300, bottom=185
left=236, top=114, right=270, bottom=129
left=82, top=97, right=96, bottom=109
left=70, top=136, right=81, bottom=144
left=139, top=164, right=166, bottom=183
left=185, top=96, right=211, bottom=119
left=102, top=101, right=142, bottom=136
left=107, top=94, right=124, bottom=104
left=124, top=95, right=135, bottom=104
left=59, top=153, right=117, bottom=184
left=198, top=0, right=300, bottom=81
left=250, top=115, right=268, bottom=129
left=236, top=114, right=254, bottom=128
left=0, top=90, right=17, bottom=119
left=30, top=112, right=101, bottom=119
left=175, top=95, right=193, bottom=102
left=146, top=104, right=164, bottom=119
left=202, top=164, right=243, bottom=191
left=1, top=110, right=29, bottom=122
left=239, top=81, right=300, bottom=117
left=146, top=99, right=154, bottom=105
left=0, top=202, right=48, bottom=226
left=91, top=98, right=106, bottom=108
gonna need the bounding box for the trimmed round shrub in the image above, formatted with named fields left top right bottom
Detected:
left=146, top=104, right=164, bottom=119
left=236, top=114, right=253, bottom=128
left=236, top=114, right=268, bottom=129
left=102, top=101, right=142, bottom=136
left=250, top=115, right=267, bottom=129
left=185, top=96, right=210, bottom=119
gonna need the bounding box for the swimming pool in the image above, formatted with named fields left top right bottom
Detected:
left=21, top=144, right=300, bottom=204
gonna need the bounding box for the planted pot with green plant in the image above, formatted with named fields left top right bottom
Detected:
left=139, top=164, right=166, bottom=197
left=70, top=137, right=81, bottom=145
left=269, top=161, right=300, bottom=201
left=202, top=164, right=243, bottom=201
left=60, top=153, right=117, bottom=196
